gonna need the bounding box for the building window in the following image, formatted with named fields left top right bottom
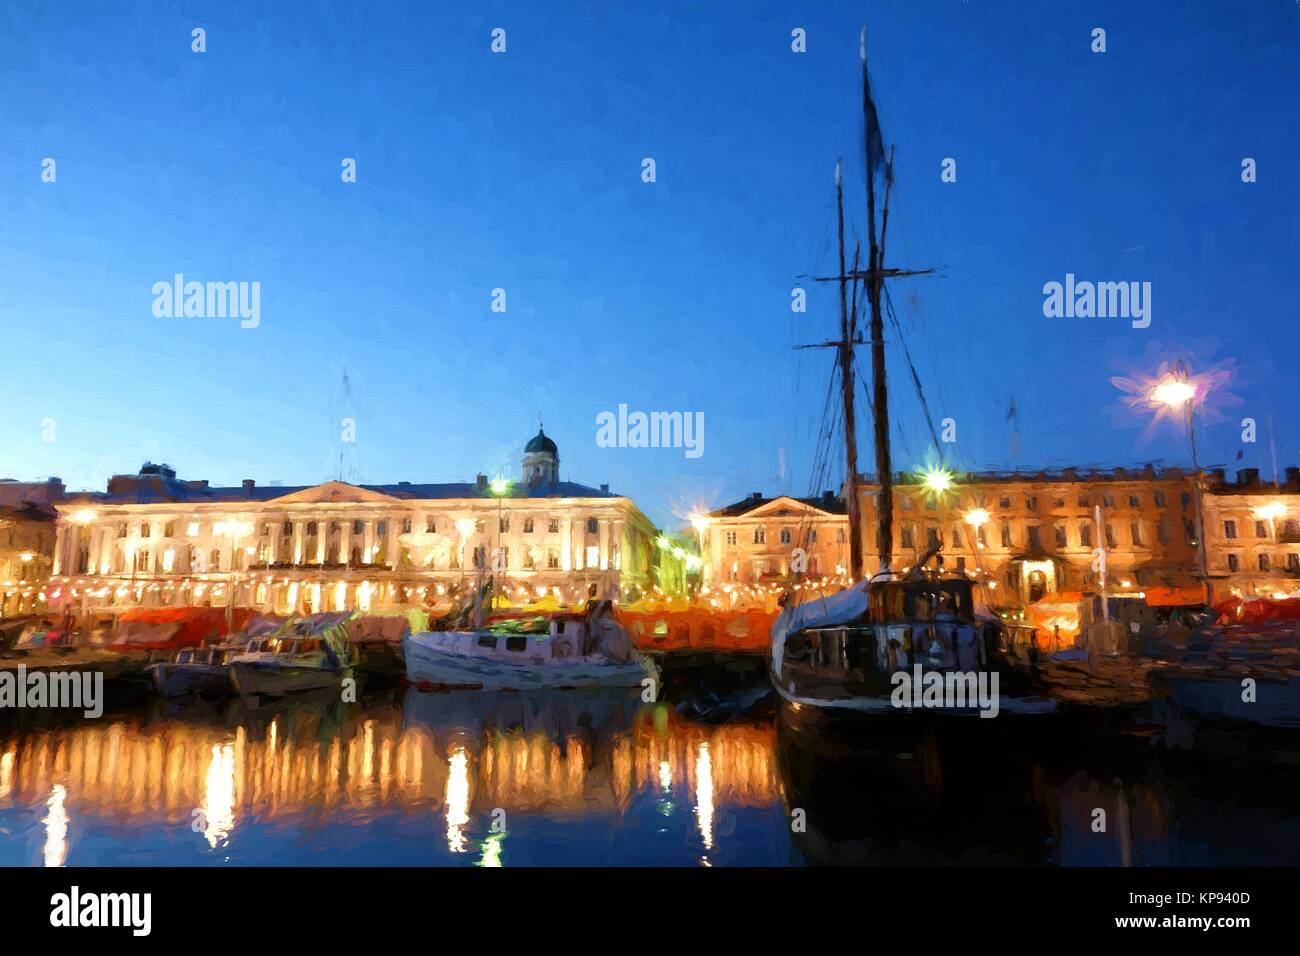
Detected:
left=1184, top=519, right=1196, bottom=543
left=999, top=497, right=1011, bottom=509
left=548, top=518, right=560, bottom=533
left=306, top=521, right=318, bottom=537
left=209, top=549, right=222, bottom=571
left=725, top=531, right=737, bottom=546
left=500, top=517, right=510, bottom=533
left=163, top=521, right=176, bottom=538
left=1078, top=496, right=1090, bottom=508
left=924, top=497, right=937, bottom=511
left=523, top=518, right=534, bottom=534
left=753, top=527, right=766, bottom=545
left=116, top=522, right=127, bottom=538
left=402, top=518, right=412, bottom=534
left=1000, top=524, right=1012, bottom=548
left=1224, top=520, right=1237, bottom=539
left=1128, top=495, right=1140, bottom=509
left=952, top=526, right=963, bottom=549
left=1080, top=524, right=1093, bottom=548
left=1054, top=524, right=1067, bottom=548
left=475, top=519, right=485, bottom=533
left=586, top=518, right=598, bottom=534
left=836, top=528, right=845, bottom=543
left=900, top=497, right=913, bottom=511
left=1258, top=553, right=1271, bottom=571
left=1157, top=521, right=1170, bottom=544
left=350, top=546, right=361, bottom=566
left=140, top=522, right=151, bottom=538
left=282, top=520, right=292, bottom=536
left=1255, top=520, right=1268, bottom=538
left=1053, top=497, right=1065, bottom=509
left=377, top=520, right=387, bottom=536
left=1026, top=496, right=1038, bottom=512
left=1130, top=522, right=1142, bottom=546
left=426, top=517, right=436, bottom=534
left=956, top=556, right=966, bottom=571
left=779, top=528, right=792, bottom=545
left=976, top=526, right=987, bottom=547
left=547, top=549, right=559, bottom=569
left=524, top=550, right=536, bottom=569
left=135, top=550, right=150, bottom=572
left=1227, top=553, right=1240, bottom=572
left=808, top=529, right=818, bottom=544
left=1105, top=524, right=1117, bottom=548
left=1288, top=553, right=1299, bottom=571
left=472, top=546, right=486, bottom=569
left=1154, top=491, right=1166, bottom=508
left=1181, top=493, right=1192, bottom=510
left=901, top=526, right=915, bottom=549
left=1103, top=495, right=1116, bottom=508
left=926, top=527, right=941, bottom=550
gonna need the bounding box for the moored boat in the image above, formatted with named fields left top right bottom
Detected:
left=228, top=612, right=355, bottom=698
left=404, top=597, right=655, bottom=692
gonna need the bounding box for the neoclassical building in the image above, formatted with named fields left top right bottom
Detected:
left=47, top=428, right=657, bottom=614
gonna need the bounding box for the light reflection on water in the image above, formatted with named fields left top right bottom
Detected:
left=0, top=687, right=788, bottom=866
left=0, top=687, right=1296, bottom=866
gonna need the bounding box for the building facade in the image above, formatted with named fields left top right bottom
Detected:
left=47, top=429, right=658, bottom=615
left=703, top=466, right=1300, bottom=605
left=0, top=503, right=57, bottom=617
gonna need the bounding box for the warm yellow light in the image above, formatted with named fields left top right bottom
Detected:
left=214, top=520, right=254, bottom=539
left=922, top=467, right=955, bottom=494
left=964, top=508, right=990, bottom=528
left=489, top=478, right=511, bottom=496
left=455, top=518, right=475, bottom=538
left=689, top=513, right=712, bottom=533
left=1254, top=502, right=1286, bottom=521
left=71, top=508, right=97, bottom=525
left=1150, top=377, right=1196, bottom=410
left=19, top=552, right=34, bottom=563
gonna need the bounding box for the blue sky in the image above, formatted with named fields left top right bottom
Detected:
left=2, top=1, right=1297, bottom=527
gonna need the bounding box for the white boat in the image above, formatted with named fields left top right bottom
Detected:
left=228, top=612, right=354, bottom=698
left=404, top=599, right=655, bottom=692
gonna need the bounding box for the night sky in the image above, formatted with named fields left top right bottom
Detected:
left=3, top=1, right=1297, bottom=527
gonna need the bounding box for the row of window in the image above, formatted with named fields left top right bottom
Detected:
left=1223, top=552, right=1300, bottom=572
left=1220, top=519, right=1300, bottom=539
left=887, top=491, right=1190, bottom=513
left=726, top=528, right=848, bottom=546
left=100, top=515, right=603, bottom=539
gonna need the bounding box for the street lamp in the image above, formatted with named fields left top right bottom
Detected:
left=1144, top=361, right=1212, bottom=604
left=688, top=513, right=711, bottom=583
left=488, top=479, right=512, bottom=602
left=964, top=508, right=990, bottom=549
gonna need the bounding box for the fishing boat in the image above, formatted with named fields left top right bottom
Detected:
left=404, top=582, right=655, bottom=692
left=768, top=30, right=1052, bottom=718
left=147, top=616, right=281, bottom=699
left=228, top=612, right=355, bottom=698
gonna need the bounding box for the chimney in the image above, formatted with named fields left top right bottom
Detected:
left=1142, top=463, right=1156, bottom=478
left=1208, top=468, right=1226, bottom=484
left=242, top=479, right=256, bottom=496
left=1062, top=467, right=1078, bottom=480
left=1286, top=467, right=1300, bottom=487
left=751, top=491, right=763, bottom=501
left=476, top=474, right=488, bottom=493
left=1237, top=468, right=1260, bottom=487
left=1114, top=467, right=1127, bottom=478
left=600, top=483, right=609, bottom=494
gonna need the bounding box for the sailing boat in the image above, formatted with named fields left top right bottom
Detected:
left=768, top=30, right=1051, bottom=717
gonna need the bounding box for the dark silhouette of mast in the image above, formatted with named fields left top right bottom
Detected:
left=835, top=161, right=864, bottom=580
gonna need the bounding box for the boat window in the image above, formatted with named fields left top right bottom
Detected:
left=505, top=635, right=528, bottom=653
left=297, top=639, right=320, bottom=653
left=477, top=634, right=498, bottom=649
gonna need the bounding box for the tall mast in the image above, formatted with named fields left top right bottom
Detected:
left=862, top=28, right=893, bottom=577
left=835, top=162, right=864, bottom=581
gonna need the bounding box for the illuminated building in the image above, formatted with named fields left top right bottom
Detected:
left=46, top=428, right=657, bottom=614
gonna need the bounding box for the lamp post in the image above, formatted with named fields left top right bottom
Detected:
left=489, top=478, right=511, bottom=606
left=1147, top=361, right=1212, bottom=605
left=688, top=514, right=711, bottom=585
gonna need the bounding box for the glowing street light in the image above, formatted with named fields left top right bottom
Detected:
left=1150, top=377, right=1197, bottom=410
left=921, top=467, right=955, bottom=494
left=71, top=508, right=97, bottom=525
left=964, top=508, right=990, bottom=528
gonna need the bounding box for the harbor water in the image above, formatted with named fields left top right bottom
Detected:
left=0, top=677, right=1297, bottom=867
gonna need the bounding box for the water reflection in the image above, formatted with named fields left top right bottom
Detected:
left=1, top=686, right=1293, bottom=865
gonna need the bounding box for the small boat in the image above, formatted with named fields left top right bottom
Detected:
left=404, top=596, right=655, bottom=692
left=148, top=642, right=246, bottom=699
left=228, top=612, right=355, bottom=698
